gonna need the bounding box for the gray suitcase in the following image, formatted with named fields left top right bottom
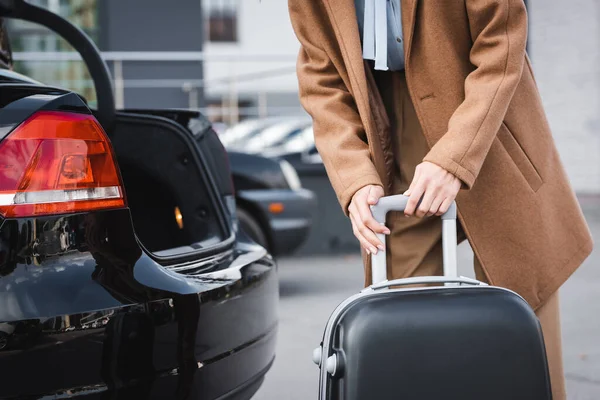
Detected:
left=313, top=195, right=552, bottom=399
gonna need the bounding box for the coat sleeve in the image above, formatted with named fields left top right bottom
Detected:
left=289, top=1, right=383, bottom=215
left=423, top=0, right=528, bottom=189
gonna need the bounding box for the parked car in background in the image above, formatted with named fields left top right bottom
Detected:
left=219, top=117, right=282, bottom=148
left=243, top=118, right=311, bottom=154
left=263, top=125, right=314, bottom=157
left=209, top=121, right=228, bottom=135
left=260, top=125, right=323, bottom=173
left=0, top=3, right=277, bottom=400
left=226, top=151, right=316, bottom=256
left=209, top=118, right=317, bottom=255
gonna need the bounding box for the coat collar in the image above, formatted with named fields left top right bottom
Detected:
left=400, top=0, right=418, bottom=57
left=323, top=0, right=418, bottom=83
left=323, top=0, right=418, bottom=133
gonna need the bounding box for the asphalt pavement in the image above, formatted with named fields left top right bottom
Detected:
left=254, top=196, right=600, bottom=400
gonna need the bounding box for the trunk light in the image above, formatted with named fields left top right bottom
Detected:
left=174, top=206, right=184, bottom=229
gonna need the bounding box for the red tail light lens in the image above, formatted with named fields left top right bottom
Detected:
left=0, top=111, right=126, bottom=218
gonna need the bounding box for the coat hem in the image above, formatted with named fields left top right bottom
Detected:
left=532, top=238, right=593, bottom=311
left=457, top=209, right=593, bottom=310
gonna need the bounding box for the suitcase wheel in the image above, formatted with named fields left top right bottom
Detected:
left=312, top=346, right=322, bottom=367
left=325, top=353, right=342, bottom=377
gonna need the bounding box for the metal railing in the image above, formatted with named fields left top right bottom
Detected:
left=12, top=51, right=303, bottom=124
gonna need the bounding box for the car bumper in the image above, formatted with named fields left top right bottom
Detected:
left=0, top=209, right=278, bottom=399
left=237, top=188, right=316, bottom=256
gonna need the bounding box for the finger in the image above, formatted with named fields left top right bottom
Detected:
left=427, top=194, right=444, bottom=217
left=351, top=195, right=390, bottom=236
left=350, top=213, right=369, bottom=252
left=354, top=205, right=386, bottom=252
left=404, top=181, right=425, bottom=217
left=416, top=183, right=439, bottom=218
left=367, top=186, right=384, bottom=205
left=356, top=199, right=390, bottom=236
left=350, top=213, right=378, bottom=254
left=358, top=218, right=386, bottom=253
left=404, top=165, right=422, bottom=196
left=436, top=196, right=455, bottom=216
left=348, top=201, right=358, bottom=219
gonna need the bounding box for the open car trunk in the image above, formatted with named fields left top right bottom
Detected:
left=109, top=111, right=232, bottom=260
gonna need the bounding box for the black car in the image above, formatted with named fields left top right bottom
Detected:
left=219, top=120, right=316, bottom=256
left=0, top=2, right=277, bottom=399
left=227, top=151, right=315, bottom=256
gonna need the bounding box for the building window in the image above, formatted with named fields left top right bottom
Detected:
left=205, top=0, right=238, bottom=43
left=7, top=0, right=99, bottom=105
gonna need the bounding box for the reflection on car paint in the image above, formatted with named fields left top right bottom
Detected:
left=0, top=208, right=278, bottom=399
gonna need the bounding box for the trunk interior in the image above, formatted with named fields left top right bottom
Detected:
left=109, top=112, right=228, bottom=258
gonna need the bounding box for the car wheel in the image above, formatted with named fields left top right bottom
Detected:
left=237, top=208, right=269, bottom=250
left=0, top=332, right=9, bottom=351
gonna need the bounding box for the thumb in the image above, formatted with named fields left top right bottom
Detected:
left=367, top=185, right=384, bottom=205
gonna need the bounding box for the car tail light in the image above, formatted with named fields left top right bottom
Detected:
left=0, top=111, right=126, bottom=218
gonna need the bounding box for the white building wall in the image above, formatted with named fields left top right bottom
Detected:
left=203, top=0, right=300, bottom=98
left=529, top=0, right=600, bottom=193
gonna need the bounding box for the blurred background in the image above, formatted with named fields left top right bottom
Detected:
left=4, top=0, right=600, bottom=398
left=8, top=0, right=599, bottom=253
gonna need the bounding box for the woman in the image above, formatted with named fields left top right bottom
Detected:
left=288, top=1, right=593, bottom=398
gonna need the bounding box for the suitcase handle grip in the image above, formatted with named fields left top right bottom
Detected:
left=370, top=195, right=457, bottom=222
left=370, top=195, right=458, bottom=284
left=368, top=276, right=486, bottom=291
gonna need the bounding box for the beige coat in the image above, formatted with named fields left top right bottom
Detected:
left=288, top=0, right=593, bottom=309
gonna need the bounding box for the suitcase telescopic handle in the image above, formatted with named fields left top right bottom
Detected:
left=370, top=195, right=459, bottom=285
left=368, top=276, right=486, bottom=291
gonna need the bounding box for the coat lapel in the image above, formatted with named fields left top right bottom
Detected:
left=322, top=0, right=369, bottom=111
left=322, top=0, right=419, bottom=100
left=401, top=0, right=418, bottom=59
left=323, top=0, right=419, bottom=195
left=401, top=0, right=418, bottom=62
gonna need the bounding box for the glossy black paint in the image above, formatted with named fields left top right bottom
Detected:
left=111, top=111, right=234, bottom=262
left=0, top=209, right=278, bottom=399
left=0, top=78, right=278, bottom=399
left=227, top=152, right=290, bottom=191
left=125, top=109, right=236, bottom=201
left=0, top=69, right=41, bottom=84
left=0, top=85, right=89, bottom=140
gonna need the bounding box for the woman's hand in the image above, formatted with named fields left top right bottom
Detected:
left=404, top=162, right=461, bottom=218
left=348, top=185, right=390, bottom=255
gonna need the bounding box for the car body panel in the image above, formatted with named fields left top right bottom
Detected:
left=0, top=203, right=278, bottom=400
left=236, top=188, right=316, bottom=256
left=0, top=73, right=278, bottom=399
left=0, top=68, right=42, bottom=85
left=228, top=151, right=290, bottom=191
left=227, top=151, right=315, bottom=255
